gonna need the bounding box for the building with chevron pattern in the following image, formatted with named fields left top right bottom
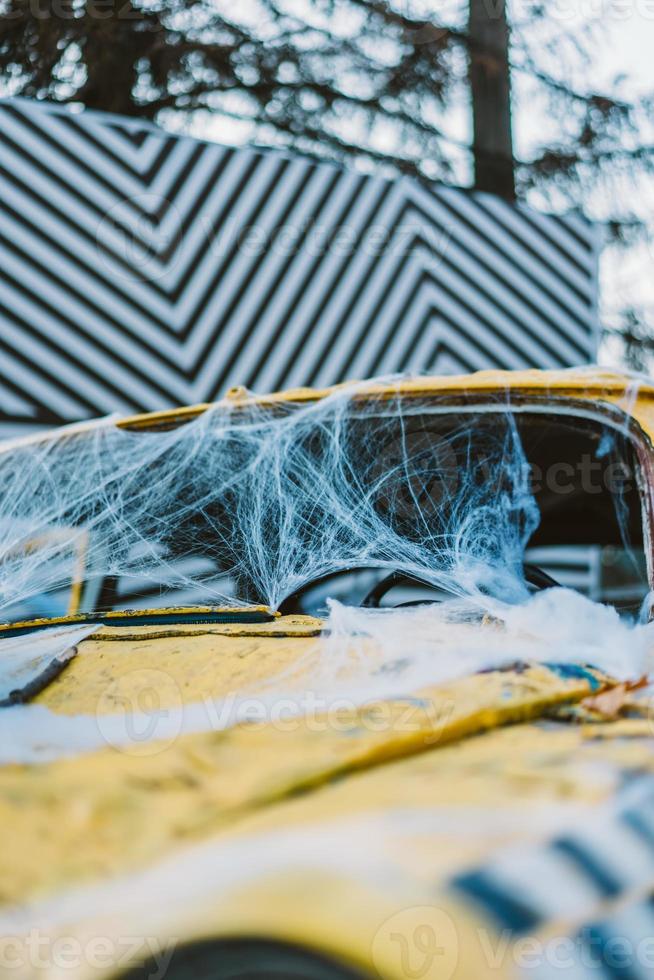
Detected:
left=0, top=98, right=599, bottom=440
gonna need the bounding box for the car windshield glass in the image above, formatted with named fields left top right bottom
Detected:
left=0, top=398, right=648, bottom=623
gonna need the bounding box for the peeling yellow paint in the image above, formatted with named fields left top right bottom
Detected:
left=36, top=626, right=322, bottom=715
left=0, top=663, right=611, bottom=907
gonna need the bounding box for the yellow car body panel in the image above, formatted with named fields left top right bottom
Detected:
left=3, top=649, right=610, bottom=901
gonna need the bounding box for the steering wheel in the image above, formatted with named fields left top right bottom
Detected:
left=361, top=563, right=561, bottom=609
left=278, top=563, right=561, bottom=615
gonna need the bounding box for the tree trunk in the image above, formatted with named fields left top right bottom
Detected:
left=468, top=0, right=516, bottom=200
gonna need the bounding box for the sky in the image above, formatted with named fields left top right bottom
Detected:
left=579, top=7, right=653, bottom=344
left=595, top=11, right=653, bottom=359
left=511, top=4, right=654, bottom=356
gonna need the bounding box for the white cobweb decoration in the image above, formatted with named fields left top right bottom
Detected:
left=0, top=380, right=540, bottom=617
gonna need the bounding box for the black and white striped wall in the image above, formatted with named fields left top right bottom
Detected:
left=0, top=97, right=599, bottom=438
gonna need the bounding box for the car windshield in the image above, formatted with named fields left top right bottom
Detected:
left=0, top=397, right=648, bottom=624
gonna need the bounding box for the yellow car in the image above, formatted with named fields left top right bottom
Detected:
left=1, top=369, right=653, bottom=980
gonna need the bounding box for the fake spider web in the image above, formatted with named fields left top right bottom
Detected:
left=0, top=381, right=542, bottom=618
